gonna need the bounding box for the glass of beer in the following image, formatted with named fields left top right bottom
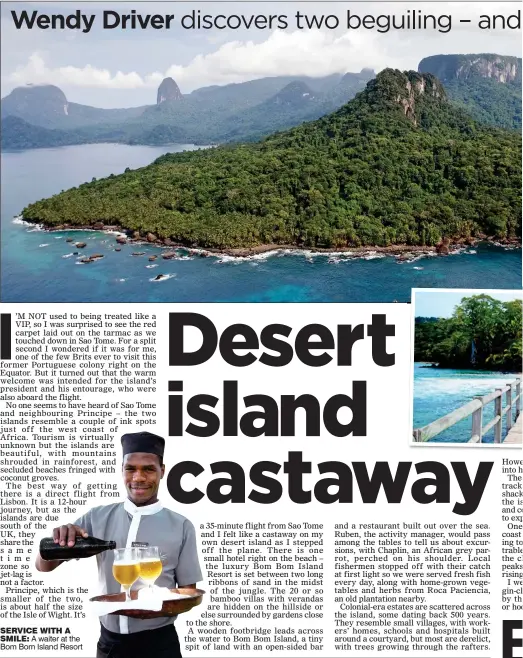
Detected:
left=139, top=546, right=162, bottom=591
left=112, top=548, right=140, bottom=601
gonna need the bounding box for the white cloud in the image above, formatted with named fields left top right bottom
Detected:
left=165, top=30, right=392, bottom=88
left=7, top=53, right=164, bottom=89
left=5, top=3, right=521, bottom=95
left=5, top=30, right=402, bottom=92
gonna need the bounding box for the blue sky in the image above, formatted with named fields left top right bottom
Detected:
left=414, top=290, right=523, bottom=319
left=1, top=1, right=521, bottom=107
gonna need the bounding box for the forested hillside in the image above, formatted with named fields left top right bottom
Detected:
left=1, top=71, right=372, bottom=148
left=419, top=54, right=522, bottom=130
left=22, top=69, right=521, bottom=250
left=414, top=295, right=522, bottom=371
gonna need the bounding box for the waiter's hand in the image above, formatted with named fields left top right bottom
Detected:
left=53, top=524, right=89, bottom=547
left=36, top=524, right=88, bottom=572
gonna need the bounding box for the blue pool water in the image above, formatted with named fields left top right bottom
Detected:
left=2, top=144, right=521, bottom=303
left=413, top=363, right=520, bottom=443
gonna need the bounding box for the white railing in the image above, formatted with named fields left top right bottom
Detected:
left=413, top=379, right=521, bottom=443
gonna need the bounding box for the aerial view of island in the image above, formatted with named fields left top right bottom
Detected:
left=1, top=3, right=521, bottom=303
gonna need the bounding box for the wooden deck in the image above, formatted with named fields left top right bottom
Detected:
left=504, top=415, right=522, bottom=444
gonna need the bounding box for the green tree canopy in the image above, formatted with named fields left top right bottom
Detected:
left=415, top=295, right=522, bottom=371
left=22, top=70, right=522, bottom=251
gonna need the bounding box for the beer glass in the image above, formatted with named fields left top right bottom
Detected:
left=112, top=548, right=140, bottom=601
left=139, top=546, right=162, bottom=590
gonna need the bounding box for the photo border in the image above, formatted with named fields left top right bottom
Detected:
left=410, top=287, right=523, bottom=449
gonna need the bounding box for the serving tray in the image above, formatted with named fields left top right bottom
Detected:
left=90, top=587, right=205, bottom=619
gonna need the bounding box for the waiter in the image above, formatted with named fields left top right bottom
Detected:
left=35, top=431, right=203, bottom=658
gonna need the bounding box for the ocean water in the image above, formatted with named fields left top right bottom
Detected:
left=413, top=363, right=520, bottom=443
left=1, top=143, right=521, bottom=303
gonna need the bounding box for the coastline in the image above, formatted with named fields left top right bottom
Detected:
left=17, top=218, right=522, bottom=260
left=416, top=362, right=521, bottom=373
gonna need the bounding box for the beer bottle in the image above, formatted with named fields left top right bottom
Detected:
left=40, top=537, right=117, bottom=561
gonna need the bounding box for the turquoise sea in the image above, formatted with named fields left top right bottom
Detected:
left=413, top=363, right=520, bottom=443
left=1, top=143, right=521, bottom=303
